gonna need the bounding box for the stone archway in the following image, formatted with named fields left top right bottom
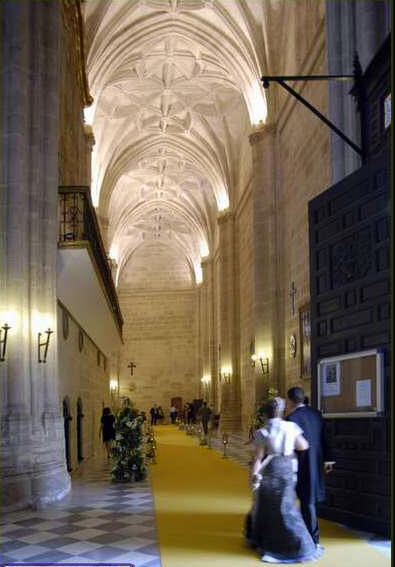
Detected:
left=76, top=398, right=84, bottom=462
left=63, top=397, right=73, bottom=472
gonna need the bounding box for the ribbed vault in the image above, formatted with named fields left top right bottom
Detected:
left=83, top=0, right=268, bottom=287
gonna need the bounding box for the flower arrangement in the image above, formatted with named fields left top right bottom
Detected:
left=111, top=397, right=147, bottom=482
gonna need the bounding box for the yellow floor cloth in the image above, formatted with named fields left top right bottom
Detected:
left=150, top=426, right=389, bottom=567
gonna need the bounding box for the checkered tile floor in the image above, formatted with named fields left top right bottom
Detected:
left=0, top=457, right=161, bottom=566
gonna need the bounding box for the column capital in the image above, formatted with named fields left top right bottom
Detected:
left=200, top=256, right=212, bottom=268
left=217, top=209, right=234, bottom=226
left=249, top=122, right=277, bottom=146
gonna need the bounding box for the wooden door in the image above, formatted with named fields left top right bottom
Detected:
left=76, top=398, right=84, bottom=462
left=171, top=397, right=182, bottom=412
left=63, top=398, right=73, bottom=472
left=309, top=151, right=390, bottom=535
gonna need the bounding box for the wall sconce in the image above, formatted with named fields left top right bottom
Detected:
left=109, top=379, right=118, bottom=393
left=38, top=328, right=53, bottom=363
left=201, top=375, right=211, bottom=386
left=251, top=352, right=269, bottom=375
left=0, top=323, right=11, bottom=362
left=220, top=368, right=232, bottom=383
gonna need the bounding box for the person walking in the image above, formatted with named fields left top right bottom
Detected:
left=150, top=404, right=158, bottom=426
left=198, top=402, right=212, bottom=436
left=286, top=386, right=334, bottom=547
left=99, top=407, right=115, bottom=459
left=246, top=397, right=322, bottom=563
left=157, top=405, right=164, bottom=424
left=170, top=405, right=177, bottom=424
left=187, top=403, right=194, bottom=425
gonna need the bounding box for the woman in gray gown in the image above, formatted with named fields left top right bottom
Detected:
left=245, top=397, right=323, bottom=563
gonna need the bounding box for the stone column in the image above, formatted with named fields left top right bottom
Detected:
left=0, top=1, right=70, bottom=510
left=249, top=124, right=280, bottom=401
left=201, top=258, right=216, bottom=407
left=326, top=0, right=391, bottom=183
left=217, top=212, right=241, bottom=432
left=197, top=283, right=204, bottom=398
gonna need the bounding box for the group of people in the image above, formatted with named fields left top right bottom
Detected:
left=101, top=387, right=330, bottom=564
left=246, top=386, right=334, bottom=563
left=149, top=404, right=164, bottom=425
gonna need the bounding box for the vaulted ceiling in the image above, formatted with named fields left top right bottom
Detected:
left=83, top=0, right=268, bottom=288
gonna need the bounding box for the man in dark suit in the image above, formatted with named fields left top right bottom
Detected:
left=287, top=386, right=334, bottom=546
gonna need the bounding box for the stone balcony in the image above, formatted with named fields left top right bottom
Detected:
left=57, top=186, right=123, bottom=353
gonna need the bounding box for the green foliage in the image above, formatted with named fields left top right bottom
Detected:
left=111, top=397, right=147, bottom=482
left=254, top=386, right=279, bottom=429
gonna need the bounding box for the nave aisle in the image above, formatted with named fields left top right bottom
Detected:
left=151, top=426, right=390, bottom=567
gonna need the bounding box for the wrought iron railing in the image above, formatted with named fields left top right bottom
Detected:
left=58, top=186, right=123, bottom=335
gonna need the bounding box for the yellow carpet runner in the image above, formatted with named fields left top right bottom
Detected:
left=150, top=426, right=389, bottom=567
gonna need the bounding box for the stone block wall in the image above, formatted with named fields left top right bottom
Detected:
left=57, top=303, right=111, bottom=470
left=276, top=35, right=331, bottom=398
left=118, top=291, right=199, bottom=416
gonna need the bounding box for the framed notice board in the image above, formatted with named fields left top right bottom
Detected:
left=317, top=349, right=384, bottom=418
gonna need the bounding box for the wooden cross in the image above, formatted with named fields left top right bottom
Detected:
left=289, top=281, right=297, bottom=316
left=128, top=362, right=136, bottom=376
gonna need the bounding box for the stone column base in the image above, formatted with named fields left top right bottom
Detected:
left=219, top=382, right=241, bottom=433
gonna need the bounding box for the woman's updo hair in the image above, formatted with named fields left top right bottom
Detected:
left=262, top=397, right=285, bottom=419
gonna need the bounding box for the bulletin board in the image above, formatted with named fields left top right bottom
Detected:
left=317, top=349, right=384, bottom=417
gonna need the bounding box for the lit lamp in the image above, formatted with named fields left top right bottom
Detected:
left=201, top=375, right=211, bottom=388
left=38, top=328, right=53, bottom=363
left=0, top=311, right=18, bottom=362
left=251, top=352, right=269, bottom=375
left=0, top=323, right=11, bottom=362
left=222, top=433, right=229, bottom=458
left=221, top=366, right=232, bottom=383
left=109, top=379, right=118, bottom=393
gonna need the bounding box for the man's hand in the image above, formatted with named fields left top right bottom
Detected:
left=324, top=461, right=335, bottom=474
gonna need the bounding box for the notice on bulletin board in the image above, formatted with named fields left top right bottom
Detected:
left=356, top=379, right=372, bottom=407
left=322, top=362, right=341, bottom=397
left=318, top=349, right=383, bottom=416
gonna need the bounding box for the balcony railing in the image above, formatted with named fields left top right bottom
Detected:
left=58, top=186, right=123, bottom=335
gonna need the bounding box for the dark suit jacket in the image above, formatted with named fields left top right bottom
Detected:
left=287, top=405, right=327, bottom=504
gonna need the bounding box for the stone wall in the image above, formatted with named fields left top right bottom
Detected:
left=118, top=291, right=199, bottom=416
left=57, top=303, right=111, bottom=470
left=228, top=1, right=330, bottom=429
left=275, top=24, right=330, bottom=399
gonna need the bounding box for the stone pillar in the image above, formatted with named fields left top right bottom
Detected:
left=326, top=0, right=391, bottom=183
left=0, top=1, right=70, bottom=510
left=217, top=212, right=241, bottom=432
left=249, top=124, right=280, bottom=401
left=201, top=258, right=216, bottom=407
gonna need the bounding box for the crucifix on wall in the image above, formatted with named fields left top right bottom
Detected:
left=289, top=281, right=297, bottom=316
left=128, top=362, right=136, bottom=376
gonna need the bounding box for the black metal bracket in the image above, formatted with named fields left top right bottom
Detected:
left=262, top=55, right=365, bottom=160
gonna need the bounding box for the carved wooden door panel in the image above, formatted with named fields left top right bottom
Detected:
left=171, top=397, right=183, bottom=412
left=309, top=151, right=390, bottom=535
